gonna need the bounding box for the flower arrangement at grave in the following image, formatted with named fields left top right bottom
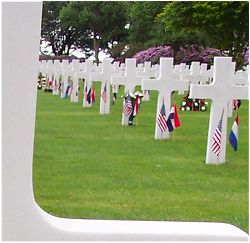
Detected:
left=180, top=93, right=208, bottom=112
left=122, top=91, right=144, bottom=126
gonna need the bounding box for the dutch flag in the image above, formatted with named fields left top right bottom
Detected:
left=229, top=113, right=239, bottom=151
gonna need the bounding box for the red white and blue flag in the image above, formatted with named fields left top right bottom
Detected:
left=86, top=87, right=92, bottom=104
left=166, top=103, right=181, bottom=132
left=211, top=109, right=224, bottom=156
left=133, top=96, right=141, bottom=116
left=91, top=86, right=96, bottom=103
left=101, top=82, right=108, bottom=103
left=65, top=84, right=71, bottom=97
left=157, top=102, right=167, bottom=132
left=233, top=99, right=241, bottom=110
left=123, top=94, right=133, bottom=117
left=229, top=113, right=239, bottom=151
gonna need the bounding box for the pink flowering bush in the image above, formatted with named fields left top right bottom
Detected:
left=133, top=46, right=173, bottom=64
left=175, top=45, right=222, bottom=66
left=133, top=45, right=222, bottom=66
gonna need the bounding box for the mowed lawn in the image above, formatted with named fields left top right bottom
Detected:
left=33, top=82, right=249, bottom=233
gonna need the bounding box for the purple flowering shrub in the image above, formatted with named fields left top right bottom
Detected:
left=133, top=46, right=173, bottom=64
left=133, top=45, right=222, bottom=66
left=175, top=45, right=222, bottom=66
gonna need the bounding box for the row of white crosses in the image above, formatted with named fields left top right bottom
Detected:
left=39, top=57, right=248, bottom=165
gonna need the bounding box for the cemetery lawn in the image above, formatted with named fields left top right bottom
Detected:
left=33, top=84, right=249, bottom=233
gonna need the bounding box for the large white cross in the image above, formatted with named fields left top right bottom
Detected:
left=91, top=59, right=119, bottom=114
left=142, top=57, right=189, bottom=140
left=189, top=57, right=248, bottom=164
left=111, top=58, right=145, bottom=125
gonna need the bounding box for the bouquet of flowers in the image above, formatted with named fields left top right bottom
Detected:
left=180, top=94, right=208, bottom=112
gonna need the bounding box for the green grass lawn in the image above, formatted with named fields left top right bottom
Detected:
left=33, top=82, right=249, bottom=233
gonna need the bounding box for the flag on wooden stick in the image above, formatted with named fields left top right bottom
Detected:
left=91, top=85, right=96, bottom=103
left=101, top=82, right=108, bottom=103
left=123, top=94, right=133, bottom=117
left=211, top=109, right=224, bottom=156
left=86, top=87, right=92, bottom=104
left=157, top=101, right=167, bottom=133
left=166, top=103, right=181, bottom=132
left=229, top=113, right=239, bottom=151
left=133, top=96, right=140, bottom=116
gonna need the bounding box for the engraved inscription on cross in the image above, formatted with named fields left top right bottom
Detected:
left=189, top=57, right=248, bottom=164
left=142, top=57, right=189, bottom=140
left=111, top=58, right=144, bottom=125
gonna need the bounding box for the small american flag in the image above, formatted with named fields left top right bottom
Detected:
left=101, top=82, right=108, bottom=103
left=123, top=94, right=133, bottom=117
left=157, top=102, right=168, bottom=132
left=211, top=109, right=224, bottom=156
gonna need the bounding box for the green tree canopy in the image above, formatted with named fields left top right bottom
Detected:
left=60, top=1, right=128, bottom=63
left=41, top=1, right=86, bottom=56
left=127, top=1, right=166, bottom=46
left=158, top=1, right=249, bottom=68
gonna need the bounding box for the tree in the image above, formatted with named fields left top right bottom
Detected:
left=60, top=1, right=128, bottom=64
left=158, top=1, right=249, bottom=68
left=41, top=1, right=85, bottom=56
left=127, top=1, right=167, bottom=47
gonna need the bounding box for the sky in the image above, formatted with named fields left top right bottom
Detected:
left=40, top=41, right=110, bottom=62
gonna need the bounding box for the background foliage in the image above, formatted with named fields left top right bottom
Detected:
left=41, top=1, right=249, bottom=68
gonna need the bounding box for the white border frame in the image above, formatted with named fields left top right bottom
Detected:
left=2, top=2, right=249, bottom=240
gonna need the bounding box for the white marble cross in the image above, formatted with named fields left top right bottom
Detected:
left=79, top=59, right=94, bottom=107
left=91, top=59, right=117, bottom=114
left=189, top=57, right=248, bottom=164
left=142, top=57, right=189, bottom=139
left=136, top=61, right=156, bottom=101
left=70, top=60, right=80, bottom=102
left=61, top=60, right=70, bottom=98
left=180, top=62, right=209, bottom=84
left=111, top=61, right=123, bottom=94
left=227, top=63, right=249, bottom=117
left=52, top=60, right=61, bottom=95
left=111, top=58, right=144, bottom=125
left=45, top=60, right=53, bottom=88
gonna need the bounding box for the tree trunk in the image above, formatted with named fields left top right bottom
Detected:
left=93, top=34, right=100, bottom=64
